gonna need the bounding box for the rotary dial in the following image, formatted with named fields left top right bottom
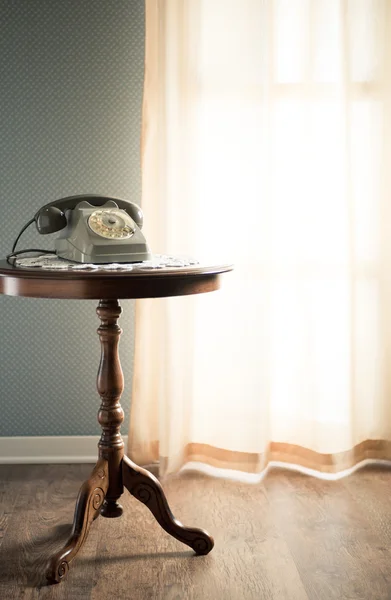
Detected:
left=88, top=209, right=136, bottom=239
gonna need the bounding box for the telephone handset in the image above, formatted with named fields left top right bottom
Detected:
left=35, top=194, right=144, bottom=234
left=8, top=194, right=152, bottom=264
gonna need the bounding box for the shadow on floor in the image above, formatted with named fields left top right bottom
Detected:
left=0, top=523, right=72, bottom=588
left=0, top=521, right=194, bottom=589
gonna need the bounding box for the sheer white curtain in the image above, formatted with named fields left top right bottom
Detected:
left=129, top=0, right=391, bottom=477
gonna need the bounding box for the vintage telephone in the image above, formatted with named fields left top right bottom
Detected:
left=8, top=194, right=152, bottom=264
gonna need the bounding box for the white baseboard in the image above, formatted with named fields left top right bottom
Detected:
left=0, top=435, right=128, bottom=464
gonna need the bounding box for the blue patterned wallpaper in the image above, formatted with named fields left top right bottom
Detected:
left=0, top=1, right=145, bottom=436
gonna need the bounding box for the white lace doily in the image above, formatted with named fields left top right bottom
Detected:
left=14, top=253, right=199, bottom=271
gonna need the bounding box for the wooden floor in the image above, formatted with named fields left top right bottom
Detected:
left=1, top=463, right=391, bottom=599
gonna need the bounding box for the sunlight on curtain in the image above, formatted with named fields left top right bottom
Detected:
left=129, top=0, right=391, bottom=476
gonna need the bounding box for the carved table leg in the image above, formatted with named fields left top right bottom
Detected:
left=122, top=455, right=214, bottom=555
left=98, top=299, right=214, bottom=553
left=46, top=459, right=108, bottom=583
left=46, top=298, right=124, bottom=584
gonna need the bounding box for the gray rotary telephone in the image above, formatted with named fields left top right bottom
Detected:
left=8, top=194, right=152, bottom=264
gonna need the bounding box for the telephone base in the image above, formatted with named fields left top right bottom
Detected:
left=55, top=238, right=152, bottom=264
left=54, top=199, right=152, bottom=263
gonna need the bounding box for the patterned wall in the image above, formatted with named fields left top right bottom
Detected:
left=0, top=1, right=145, bottom=435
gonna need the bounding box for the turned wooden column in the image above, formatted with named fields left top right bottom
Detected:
left=96, top=299, right=125, bottom=518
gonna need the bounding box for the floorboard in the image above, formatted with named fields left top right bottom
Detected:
left=0, top=463, right=390, bottom=599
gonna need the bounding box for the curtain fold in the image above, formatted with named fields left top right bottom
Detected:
left=129, top=0, right=391, bottom=477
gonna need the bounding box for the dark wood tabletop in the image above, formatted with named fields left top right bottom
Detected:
left=0, top=258, right=233, bottom=300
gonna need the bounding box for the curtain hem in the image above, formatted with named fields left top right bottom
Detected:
left=145, top=439, right=391, bottom=476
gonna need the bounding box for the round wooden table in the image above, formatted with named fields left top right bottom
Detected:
left=0, top=258, right=232, bottom=583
